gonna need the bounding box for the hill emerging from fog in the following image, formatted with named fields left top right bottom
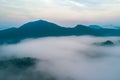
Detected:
left=0, top=20, right=120, bottom=44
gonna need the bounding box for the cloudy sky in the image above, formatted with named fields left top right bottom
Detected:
left=0, top=0, right=120, bottom=28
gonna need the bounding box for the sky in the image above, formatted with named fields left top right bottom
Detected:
left=0, top=0, right=120, bottom=28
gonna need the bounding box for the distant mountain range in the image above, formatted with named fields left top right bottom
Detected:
left=0, top=20, right=120, bottom=44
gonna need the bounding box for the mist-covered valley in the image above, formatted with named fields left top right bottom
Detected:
left=0, top=36, right=120, bottom=80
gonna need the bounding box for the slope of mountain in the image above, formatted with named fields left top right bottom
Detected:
left=103, top=25, right=120, bottom=29
left=89, top=25, right=102, bottom=29
left=0, top=26, right=11, bottom=30
left=0, top=20, right=120, bottom=44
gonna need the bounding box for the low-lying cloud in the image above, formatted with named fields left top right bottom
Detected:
left=0, top=36, right=120, bottom=80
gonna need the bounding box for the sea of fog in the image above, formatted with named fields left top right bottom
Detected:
left=0, top=36, right=120, bottom=80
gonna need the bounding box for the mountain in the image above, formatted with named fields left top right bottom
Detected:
left=0, top=26, right=11, bottom=30
left=103, top=25, right=120, bottom=29
left=89, top=25, right=102, bottom=29
left=93, top=40, right=115, bottom=46
left=0, top=20, right=120, bottom=44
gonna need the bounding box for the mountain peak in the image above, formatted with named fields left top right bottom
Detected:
left=89, top=25, right=102, bottom=29
left=75, top=24, right=88, bottom=28
left=74, top=24, right=90, bottom=30
left=33, top=20, right=49, bottom=23
left=19, top=20, right=60, bottom=29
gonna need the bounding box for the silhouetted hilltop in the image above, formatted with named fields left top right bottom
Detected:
left=93, top=40, right=115, bottom=46
left=89, top=25, right=102, bottom=29
left=0, top=20, right=120, bottom=44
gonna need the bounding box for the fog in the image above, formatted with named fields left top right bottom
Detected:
left=0, top=36, right=120, bottom=80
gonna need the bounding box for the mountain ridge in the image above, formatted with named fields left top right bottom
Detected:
left=0, top=20, right=120, bottom=44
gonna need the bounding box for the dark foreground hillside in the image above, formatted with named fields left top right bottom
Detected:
left=0, top=57, right=56, bottom=80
